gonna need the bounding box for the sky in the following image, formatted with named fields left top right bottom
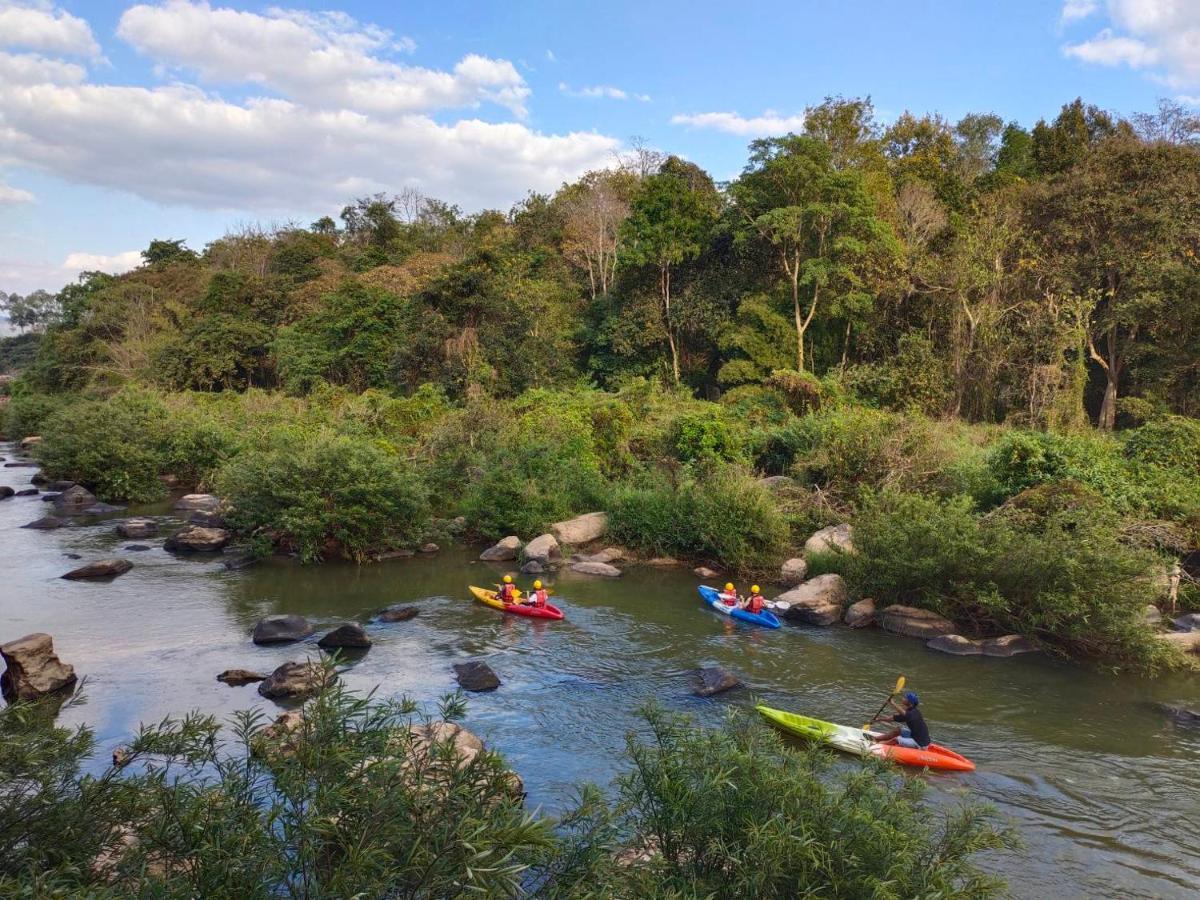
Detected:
left=1, top=0, right=1198, bottom=295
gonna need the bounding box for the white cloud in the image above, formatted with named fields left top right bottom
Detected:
left=0, top=181, right=35, bottom=204
left=1178, top=94, right=1200, bottom=106
left=1063, top=1, right=1200, bottom=88
left=559, top=82, right=650, bottom=102
left=670, top=110, right=806, bottom=137
left=61, top=249, right=142, bottom=273
left=0, top=0, right=99, bottom=58
left=117, top=1, right=525, bottom=116
left=1061, top=0, right=1099, bottom=24
left=0, top=49, right=85, bottom=85
left=545, top=49, right=556, bottom=62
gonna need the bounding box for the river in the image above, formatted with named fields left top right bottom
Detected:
left=2, top=442, right=1198, bottom=898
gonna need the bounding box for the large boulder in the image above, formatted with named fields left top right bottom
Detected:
left=258, top=662, right=328, bottom=701
left=1172, top=613, right=1200, bottom=632
left=53, top=484, right=97, bottom=516
left=1159, top=704, right=1200, bottom=727
left=252, top=615, right=314, bottom=645
left=0, top=486, right=13, bottom=500
left=981, top=635, right=1039, bottom=657
left=1, top=633, right=77, bottom=702
left=878, top=605, right=957, bottom=639
left=1159, top=632, right=1200, bottom=654
left=23, top=515, right=67, bottom=529
left=453, top=661, right=500, bottom=692
left=570, top=561, right=622, bottom=577
left=187, top=510, right=227, bottom=529
left=804, top=523, right=855, bottom=557
left=693, top=665, right=742, bottom=697
left=479, top=536, right=522, bottom=562
left=779, top=557, right=808, bottom=587
left=771, top=574, right=848, bottom=626
left=45, top=480, right=75, bottom=492
left=576, top=547, right=626, bottom=564
left=62, top=559, right=133, bottom=580
left=14, top=489, right=37, bottom=497
left=406, top=721, right=523, bottom=799
left=693, top=566, right=720, bottom=579
left=550, top=512, right=608, bottom=545
left=164, top=526, right=230, bottom=553
left=19, top=435, right=42, bottom=450
left=317, top=623, right=372, bottom=650
left=375, top=605, right=419, bottom=623
left=927, top=634, right=984, bottom=656
left=116, top=518, right=158, bottom=539
left=174, top=493, right=221, bottom=512
left=216, top=669, right=267, bottom=686
left=844, top=597, right=877, bottom=628
left=522, top=533, right=561, bottom=565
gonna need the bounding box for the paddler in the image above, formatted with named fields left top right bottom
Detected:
left=718, top=582, right=738, bottom=606
left=740, top=585, right=766, bottom=615
left=497, top=574, right=519, bottom=604
left=876, top=691, right=931, bottom=750
left=524, top=580, right=550, bottom=609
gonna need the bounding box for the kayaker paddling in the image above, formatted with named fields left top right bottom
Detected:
left=718, top=582, right=739, bottom=606
left=523, top=580, right=550, bottom=609
left=874, top=691, right=931, bottom=750
left=498, top=574, right=519, bottom=604
left=740, top=585, right=766, bottom=615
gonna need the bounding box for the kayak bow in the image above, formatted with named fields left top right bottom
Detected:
left=469, top=586, right=564, bottom=620
left=698, top=585, right=781, bottom=629
left=756, top=705, right=975, bottom=772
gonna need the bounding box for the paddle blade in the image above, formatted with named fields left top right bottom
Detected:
left=895, top=676, right=906, bottom=694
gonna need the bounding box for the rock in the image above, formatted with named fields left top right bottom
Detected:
left=522, top=533, right=561, bottom=565
left=521, top=560, right=544, bottom=575
left=981, top=635, right=1040, bottom=657
left=174, top=493, right=221, bottom=512
left=29, top=471, right=47, bottom=484
left=570, top=561, right=622, bottom=577
left=844, top=597, right=877, bottom=628
left=222, top=554, right=258, bottom=570
left=40, top=493, right=59, bottom=502
left=63, top=553, right=81, bottom=560
left=646, top=557, right=681, bottom=567
left=164, top=525, right=230, bottom=553
left=480, top=535, right=522, bottom=562
left=3, top=461, right=37, bottom=467
left=376, top=548, right=415, bottom=560
left=577, top=547, right=626, bottom=564
left=116, top=518, right=158, bottom=539
left=82, top=502, right=125, bottom=516
left=405, top=721, right=522, bottom=798
left=62, top=559, right=133, bottom=580
left=453, top=661, right=500, bottom=692
left=14, top=488, right=37, bottom=496
left=878, top=605, right=957, bottom=639
left=1172, top=613, right=1200, bottom=632
left=758, top=475, right=795, bottom=491
left=804, top=523, right=855, bottom=556
left=693, top=566, right=720, bottom=579
left=419, top=542, right=440, bottom=554
left=1158, top=631, right=1200, bottom=654
left=252, top=615, right=314, bottom=645
left=52, top=484, right=97, bottom=515
left=187, top=510, right=227, bottom=528
left=45, top=480, right=75, bottom=492
left=1, top=633, right=77, bottom=702
left=112, top=746, right=134, bottom=768
left=217, top=669, right=267, bottom=686
left=19, top=435, right=42, bottom=450
left=779, top=557, right=808, bottom=587
left=0, top=486, right=13, bottom=500
left=317, top=623, right=372, bottom=650
left=1143, top=605, right=1162, bottom=626
left=927, top=634, right=984, bottom=656
left=375, top=605, right=419, bottom=623
left=123, top=544, right=152, bottom=552
left=550, top=511, right=608, bottom=545
left=772, top=574, right=848, bottom=626
left=693, top=665, right=742, bottom=697
left=1159, top=704, right=1200, bottom=727
left=23, top=515, right=67, bottom=529
left=258, top=662, right=328, bottom=701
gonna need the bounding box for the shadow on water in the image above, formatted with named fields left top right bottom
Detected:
left=2, top=442, right=1199, bottom=898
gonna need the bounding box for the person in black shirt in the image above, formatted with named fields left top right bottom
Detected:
left=877, top=691, right=931, bottom=749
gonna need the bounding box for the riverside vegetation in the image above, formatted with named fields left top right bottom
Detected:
left=2, top=95, right=1199, bottom=680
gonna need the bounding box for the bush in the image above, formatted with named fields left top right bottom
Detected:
left=670, top=407, right=746, bottom=464
left=217, top=427, right=429, bottom=561
left=843, top=332, right=953, bottom=416
left=1124, top=416, right=1200, bottom=475
left=608, top=464, right=788, bottom=572
left=1, top=388, right=68, bottom=440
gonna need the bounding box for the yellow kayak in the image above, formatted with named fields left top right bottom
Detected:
left=469, top=586, right=564, bottom=620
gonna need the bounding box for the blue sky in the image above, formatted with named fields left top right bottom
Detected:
left=1, top=0, right=1196, bottom=294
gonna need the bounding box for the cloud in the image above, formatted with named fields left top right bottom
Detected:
left=559, top=82, right=650, bottom=101
left=0, top=250, right=140, bottom=295
left=62, top=249, right=142, bottom=273
left=670, top=110, right=806, bottom=136
left=1060, top=0, right=1099, bottom=24
left=545, top=49, right=556, bottom=62
left=0, top=181, right=35, bottom=204
left=0, top=0, right=99, bottom=58
left=1063, top=1, right=1200, bottom=88
left=117, top=1, right=525, bottom=116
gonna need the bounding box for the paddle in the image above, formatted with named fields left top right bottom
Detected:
left=863, top=676, right=905, bottom=732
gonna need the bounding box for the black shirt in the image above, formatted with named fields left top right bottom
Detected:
left=893, top=707, right=931, bottom=747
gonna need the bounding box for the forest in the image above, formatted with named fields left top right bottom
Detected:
left=2, top=95, right=1199, bottom=672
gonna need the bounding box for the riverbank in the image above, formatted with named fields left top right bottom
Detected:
left=3, top=450, right=1199, bottom=897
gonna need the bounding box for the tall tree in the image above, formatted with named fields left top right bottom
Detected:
left=558, top=170, right=635, bottom=300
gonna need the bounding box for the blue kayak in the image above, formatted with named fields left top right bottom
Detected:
left=698, top=585, right=781, bottom=629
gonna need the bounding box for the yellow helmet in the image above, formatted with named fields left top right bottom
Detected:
left=534, top=580, right=543, bottom=589
left=502, top=575, right=513, bottom=584
left=751, top=585, right=760, bottom=594
left=725, top=582, right=735, bottom=592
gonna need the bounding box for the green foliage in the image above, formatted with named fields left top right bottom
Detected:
left=608, top=464, right=788, bottom=572
left=2, top=387, right=67, bottom=440
left=844, top=331, right=953, bottom=415
left=152, top=314, right=275, bottom=390
left=217, top=427, right=429, bottom=562
left=1124, top=416, right=1200, bottom=475
left=0, top=332, right=40, bottom=374
left=670, top=407, right=745, bottom=464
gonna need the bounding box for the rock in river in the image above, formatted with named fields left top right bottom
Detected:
left=844, top=597, right=876, bottom=628
left=14, top=488, right=37, bottom=497
left=878, top=605, right=957, bottom=639
left=454, top=661, right=500, bottom=692
left=174, top=493, right=221, bottom=512
left=317, top=623, right=372, bottom=650
left=52, top=485, right=97, bottom=515
left=1, top=633, right=77, bottom=703
left=23, top=515, right=67, bottom=530
left=116, top=517, right=158, bottom=539
left=480, top=535, right=522, bottom=562
left=694, top=665, right=743, bottom=697
left=522, top=533, right=561, bottom=565
left=551, top=511, right=608, bottom=546
left=1159, top=704, right=1200, bottom=727
left=1173, top=613, right=1200, bottom=632
left=187, top=510, right=227, bottom=529
left=693, top=566, right=719, bottom=579
left=252, top=615, right=314, bottom=645
left=375, top=605, right=419, bottom=623
left=62, top=559, right=133, bottom=580
left=258, top=662, right=328, bottom=701
left=771, top=574, right=848, bottom=625
left=216, top=669, right=267, bottom=686
left=981, top=635, right=1039, bottom=657
left=779, top=557, right=808, bottom=587
left=0, top=486, right=13, bottom=500
left=927, top=634, right=984, bottom=656
left=164, top=525, right=230, bottom=553
left=570, top=560, right=622, bottom=577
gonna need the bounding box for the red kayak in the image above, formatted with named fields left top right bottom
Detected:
left=469, top=586, right=564, bottom=620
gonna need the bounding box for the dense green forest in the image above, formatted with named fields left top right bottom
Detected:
left=2, top=96, right=1198, bottom=671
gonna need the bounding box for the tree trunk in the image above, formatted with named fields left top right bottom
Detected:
left=1087, top=326, right=1120, bottom=432
left=662, top=265, right=679, bottom=383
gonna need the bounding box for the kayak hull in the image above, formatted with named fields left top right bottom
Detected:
left=756, top=705, right=975, bottom=772
left=469, top=586, right=564, bottom=620
left=698, top=585, right=781, bottom=629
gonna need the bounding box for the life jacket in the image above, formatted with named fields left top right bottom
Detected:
left=748, top=593, right=765, bottom=614
left=499, top=583, right=517, bottom=603
left=719, top=591, right=737, bottom=606
left=532, top=588, right=549, bottom=608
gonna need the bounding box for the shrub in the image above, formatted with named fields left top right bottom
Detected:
left=1, top=388, right=68, bottom=440
left=217, top=427, right=429, bottom=561
left=1123, top=416, right=1200, bottom=475
left=843, top=331, right=953, bottom=416
left=670, top=407, right=746, bottom=464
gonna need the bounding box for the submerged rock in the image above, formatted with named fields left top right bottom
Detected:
left=570, top=560, right=622, bottom=577
left=123, top=544, right=153, bottom=552
left=927, top=634, right=984, bottom=656
left=693, top=665, right=743, bottom=697
left=1, top=633, right=77, bottom=703
left=878, top=605, right=957, bottom=639
left=258, top=661, right=327, bottom=701
left=693, top=566, right=720, bottom=579
left=521, top=560, right=544, bottom=575
left=981, top=635, right=1039, bottom=657
left=252, top=615, right=314, bottom=645
left=116, top=518, right=158, bottom=539
left=550, top=511, right=608, bottom=545
left=480, top=535, right=522, bottom=562
left=1159, top=703, right=1200, bottom=727
left=453, top=661, right=500, bottom=692
left=844, top=598, right=877, bottom=628
left=164, top=525, right=230, bottom=553
left=82, top=502, right=125, bottom=516
left=62, top=559, right=133, bottom=580
left=216, top=669, right=267, bottom=686
left=804, top=523, right=855, bottom=556
left=14, top=488, right=37, bottom=497
left=772, top=574, right=848, bottom=626
left=23, top=515, right=67, bottom=529
left=375, top=605, right=419, bottom=623
left=317, top=623, right=372, bottom=650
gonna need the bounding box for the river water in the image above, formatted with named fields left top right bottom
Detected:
left=2, top=442, right=1198, bottom=898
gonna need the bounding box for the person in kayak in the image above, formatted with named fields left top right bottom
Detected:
left=740, top=585, right=766, bottom=615
left=718, top=582, right=739, bottom=606
left=523, top=580, right=550, bottom=609
left=498, top=574, right=519, bottom=604
left=876, top=691, right=931, bottom=750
